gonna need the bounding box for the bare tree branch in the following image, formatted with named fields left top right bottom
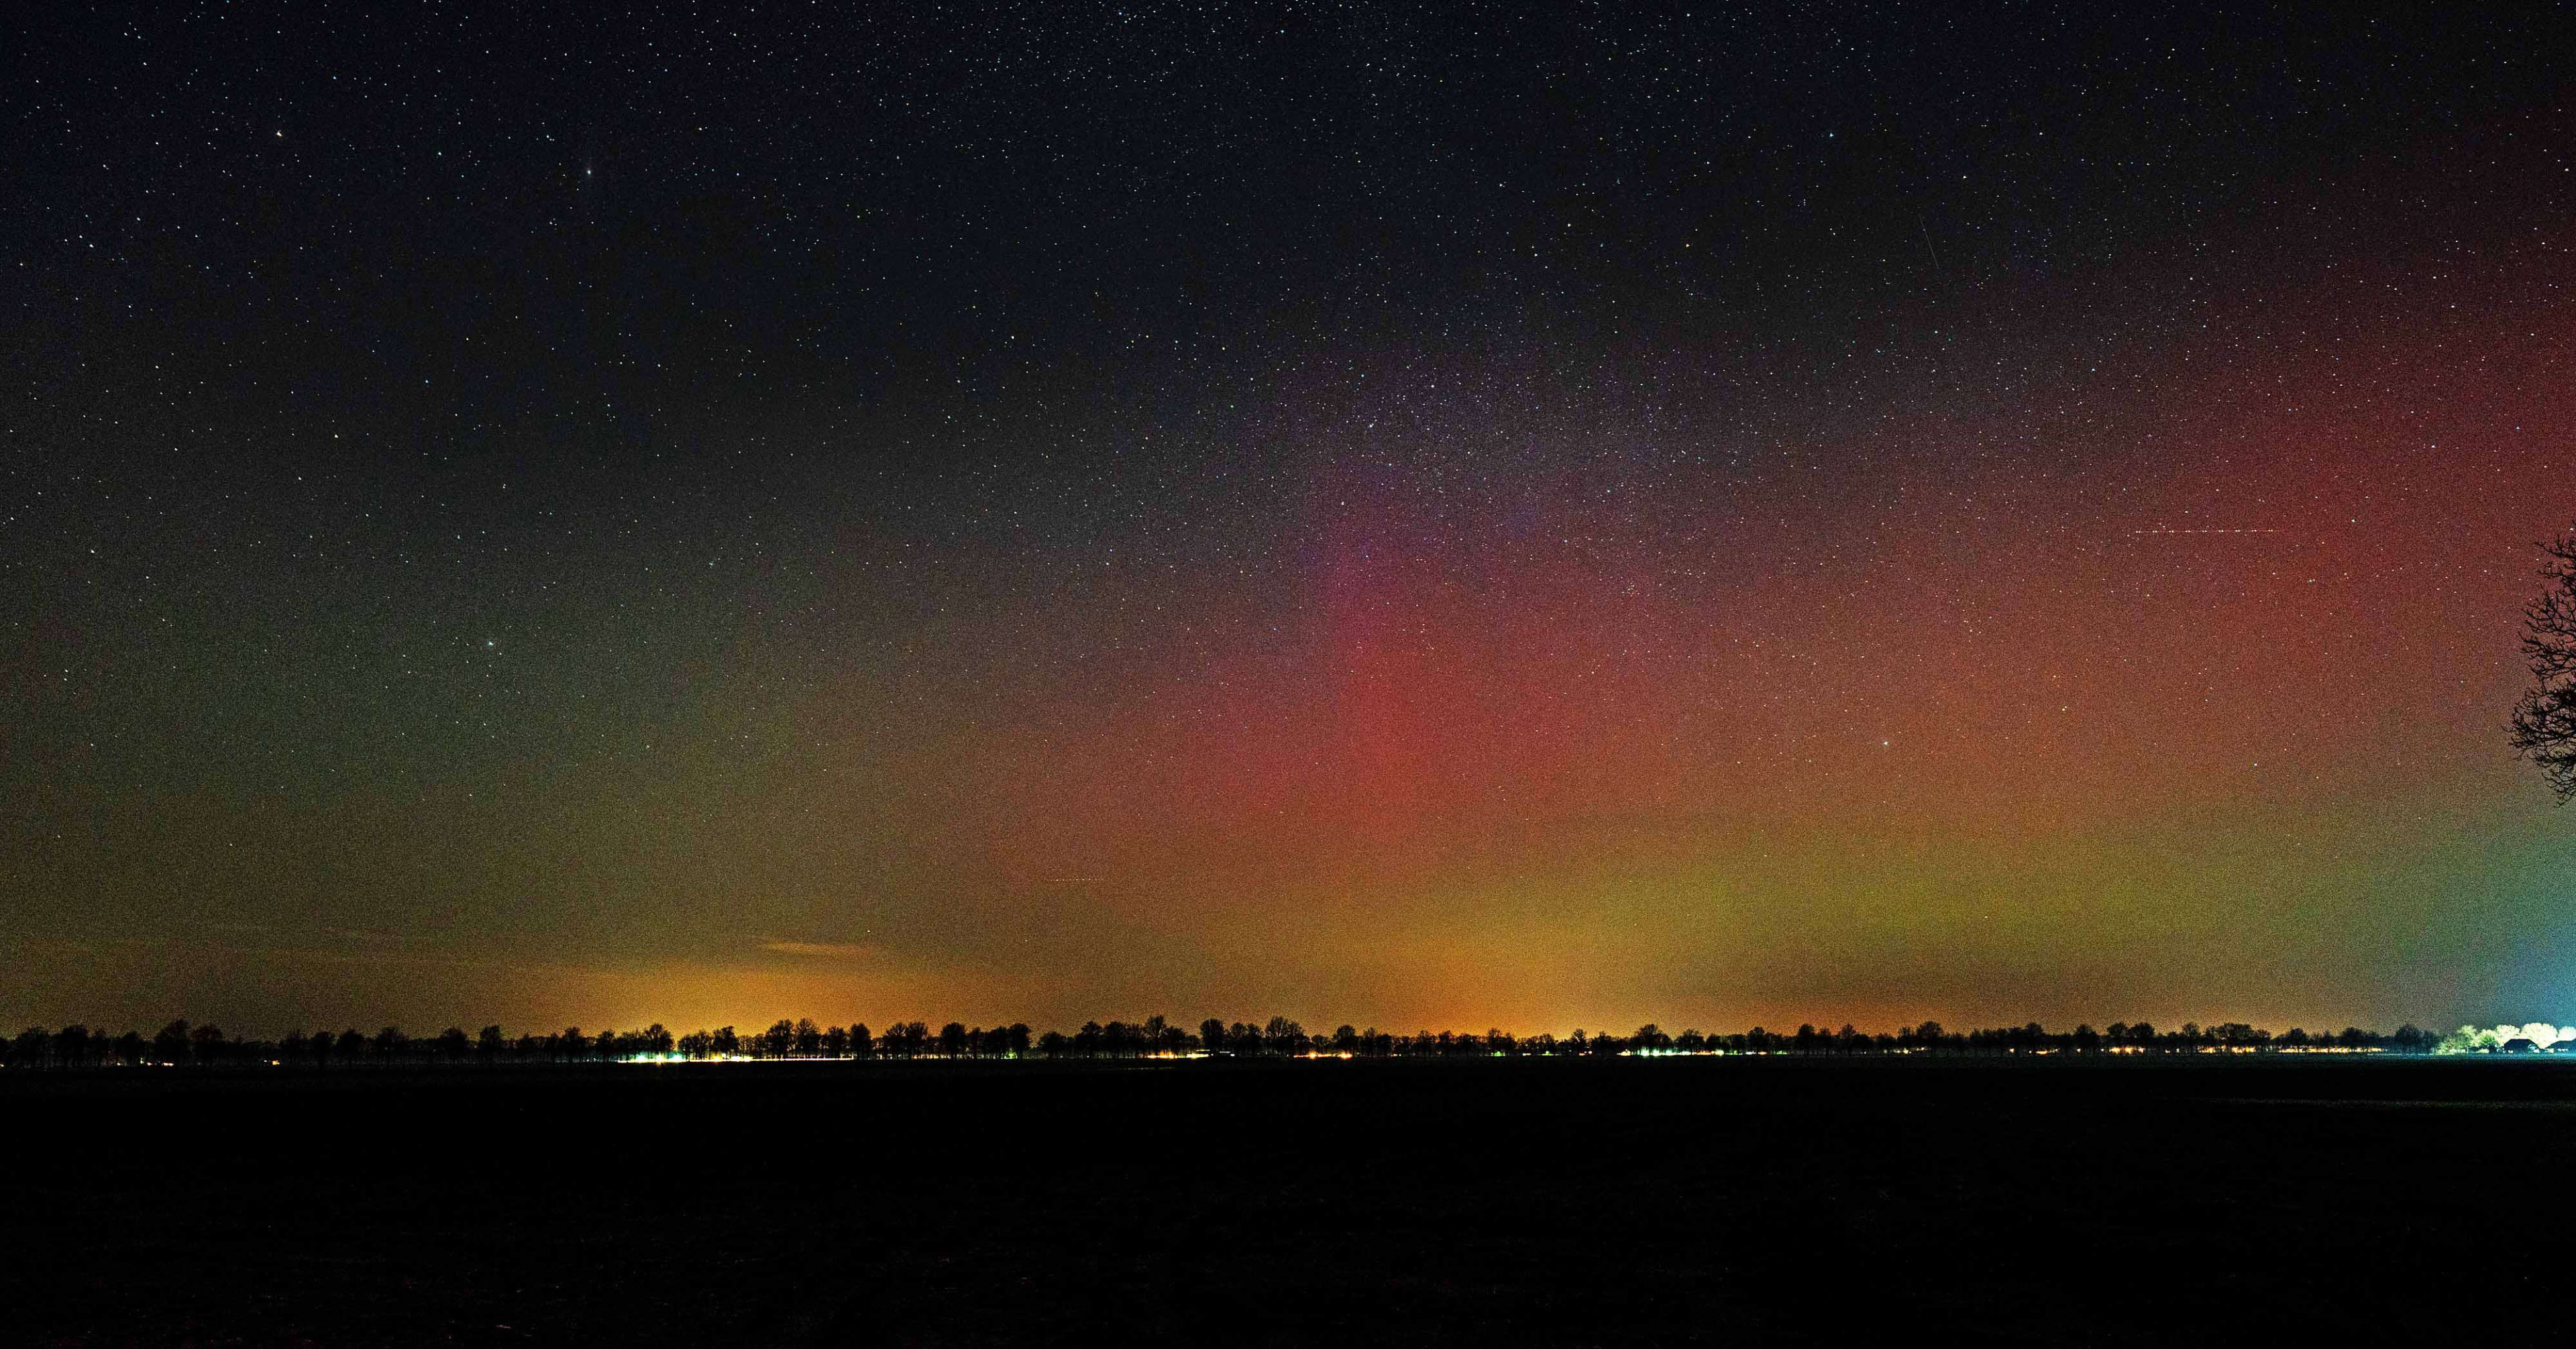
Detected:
left=2508, top=526, right=2576, bottom=802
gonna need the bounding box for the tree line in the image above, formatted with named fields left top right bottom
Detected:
left=3, top=1014, right=2449, bottom=1069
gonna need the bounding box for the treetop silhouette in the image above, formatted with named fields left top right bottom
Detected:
left=2510, top=524, right=2576, bottom=802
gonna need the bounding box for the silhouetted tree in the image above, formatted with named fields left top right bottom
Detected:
left=2213, top=1022, right=2265, bottom=1050
left=19, top=1008, right=2463, bottom=1073
left=2510, top=525, right=2576, bottom=801
left=848, top=1022, right=873, bottom=1057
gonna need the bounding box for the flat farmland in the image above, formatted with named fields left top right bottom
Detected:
left=6, top=1056, right=2567, bottom=1345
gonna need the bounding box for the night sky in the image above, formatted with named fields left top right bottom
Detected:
left=9, top=3, right=2575, bottom=1036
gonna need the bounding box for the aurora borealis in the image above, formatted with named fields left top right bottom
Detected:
left=9, top=4, right=2575, bottom=1036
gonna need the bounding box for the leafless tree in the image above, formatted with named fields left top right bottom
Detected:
left=2510, top=527, right=2576, bottom=802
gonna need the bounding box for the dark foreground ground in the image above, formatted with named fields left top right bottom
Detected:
left=6, top=1055, right=2573, bottom=1345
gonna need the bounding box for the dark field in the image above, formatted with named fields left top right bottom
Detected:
left=7, top=1057, right=2573, bottom=1345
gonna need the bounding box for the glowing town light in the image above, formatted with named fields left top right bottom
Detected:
left=2434, top=1022, right=2576, bottom=1053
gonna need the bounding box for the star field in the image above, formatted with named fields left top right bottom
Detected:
left=7, top=3, right=2575, bottom=1033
